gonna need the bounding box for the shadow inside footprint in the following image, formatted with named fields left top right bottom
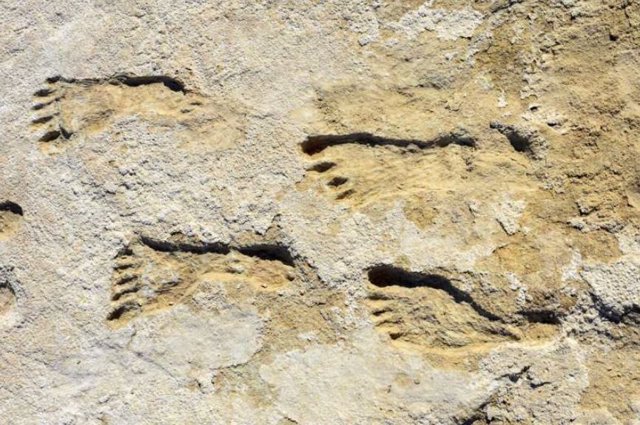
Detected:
left=107, top=235, right=300, bottom=327
left=364, top=265, right=522, bottom=350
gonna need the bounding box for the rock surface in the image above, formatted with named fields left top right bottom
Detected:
left=1, top=1, right=639, bottom=423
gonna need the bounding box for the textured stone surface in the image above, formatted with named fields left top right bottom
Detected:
left=1, top=1, right=639, bottom=423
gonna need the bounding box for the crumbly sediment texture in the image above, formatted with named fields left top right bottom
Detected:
left=1, top=1, right=639, bottom=424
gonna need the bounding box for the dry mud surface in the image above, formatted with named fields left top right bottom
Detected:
left=1, top=1, right=640, bottom=424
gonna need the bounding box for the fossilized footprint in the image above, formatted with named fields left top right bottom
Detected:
left=30, top=75, right=244, bottom=153
left=297, top=128, right=547, bottom=216
left=0, top=266, right=20, bottom=327
left=364, top=265, right=518, bottom=347
left=364, top=265, right=559, bottom=358
left=108, top=234, right=298, bottom=327
left=0, top=201, right=23, bottom=240
left=299, top=132, right=478, bottom=208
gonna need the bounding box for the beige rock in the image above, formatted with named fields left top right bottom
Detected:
left=1, top=0, right=639, bottom=423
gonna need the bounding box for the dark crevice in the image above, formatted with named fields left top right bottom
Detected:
left=622, top=307, right=640, bottom=326
left=39, top=130, right=59, bottom=143
left=138, top=235, right=296, bottom=267
left=590, top=292, right=619, bottom=323
left=32, top=101, right=54, bottom=111
left=111, top=286, right=138, bottom=301
left=431, top=132, right=477, bottom=149
left=0, top=201, right=23, bottom=216
left=59, top=126, right=73, bottom=139
left=45, top=75, right=99, bottom=86
left=327, top=176, right=348, bottom=187
left=33, top=88, right=54, bottom=97
left=301, top=131, right=476, bottom=155
left=530, top=380, right=551, bottom=389
left=42, top=73, right=188, bottom=94
left=517, top=309, right=561, bottom=325
left=116, top=245, right=134, bottom=257
left=590, top=292, right=624, bottom=324
left=336, top=189, right=355, bottom=200
left=490, top=122, right=530, bottom=152
left=490, top=121, right=545, bottom=158
left=619, top=305, right=640, bottom=324
left=112, top=74, right=187, bottom=93
left=594, top=296, right=640, bottom=326
left=139, top=235, right=230, bottom=255
left=38, top=128, right=72, bottom=143
left=237, top=244, right=296, bottom=267
left=106, top=301, right=139, bottom=321
left=31, top=115, right=55, bottom=124
left=367, top=265, right=502, bottom=322
left=308, top=161, right=337, bottom=172
left=459, top=417, right=482, bottom=425
left=501, top=365, right=531, bottom=383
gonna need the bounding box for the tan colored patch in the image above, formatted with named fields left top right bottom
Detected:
left=107, top=239, right=296, bottom=327
left=298, top=136, right=533, bottom=213
left=488, top=237, right=545, bottom=276
left=403, top=196, right=438, bottom=229
left=374, top=0, right=427, bottom=21
left=0, top=211, right=21, bottom=240
left=0, top=285, right=16, bottom=317
left=364, top=266, right=559, bottom=370
left=106, top=234, right=347, bottom=374
left=207, top=279, right=346, bottom=406
left=0, top=202, right=23, bottom=240
left=299, top=132, right=587, bottom=319
left=571, top=230, right=623, bottom=263
left=580, top=347, right=640, bottom=423
left=105, top=231, right=348, bottom=409
left=31, top=76, right=245, bottom=154
left=365, top=283, right=520, bottom=347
